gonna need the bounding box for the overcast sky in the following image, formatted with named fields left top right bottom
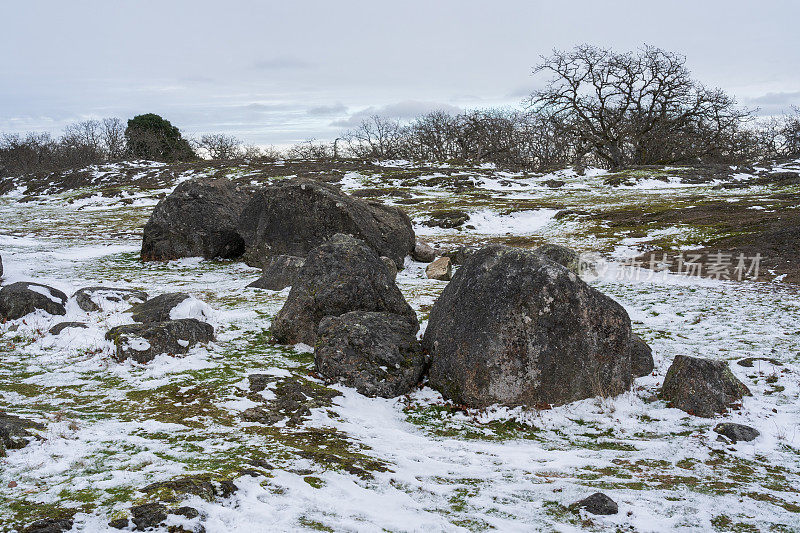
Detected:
left=1, top=0, right=798, bottom=146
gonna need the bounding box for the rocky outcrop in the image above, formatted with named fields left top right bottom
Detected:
left=247, top=255, right=305, bottom=291
left=271, top=234, right=417, bottom=346
left=73, top=286, right=148, bottom=312
left=127, top=293, right=190, bottom=324
left=0, top=282, right=67, bottom=319
left=630, top=334, right=655, bottom=377
left=315, top=311, right=425, bottom=398
left=423, top=245, right=636, bottom=408
left=426, top=256, right=452, bottom=280
left=106, top=319, right=214, bottom=363
left=661, top=355, right=751, bottom=417
left=141, top=178, right=251, bottom=261
left=238, top=179, right=414, bottom=268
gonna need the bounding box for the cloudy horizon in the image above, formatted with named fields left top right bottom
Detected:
left=1, top=0, right=798, bottom=146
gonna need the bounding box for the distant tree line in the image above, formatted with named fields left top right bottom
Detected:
left=2, top=45, right=800, bottom=176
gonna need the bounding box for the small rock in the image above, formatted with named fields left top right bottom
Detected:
left=106, top=319, right=214, bottom=363
left=21, top=518, right=74, bottom=533
left=315, top=311, right=425, bottom=398
left=130, top=502, right=168, bottom=530
left=247, top=255, right=305, bottom=290
left=0, top=282, right=67, bottom=319
left=570, top=492, right=618, bottom=515
left=543, top=179, right=565, bottom=188
left=73, top=286, right=148, bottom=312
left=714, top=422, right=759, bottom=443
left=426, top=256, right=452, bottom=281
left=441, top=245, right=478, bottom=265
left=141, top=474, right=237, bottom=501
left=170, top=506, right=200, bottom=519
left=737, top=357, right=782, bottom=367
left=422, top=209, right=470, bottom=229
left=380, top=256, right=398, bottom=281
left=1, top=411, right=44, bottom=453
left=412, top=241, right=437, bottom=263
left=128, top=293, right=190, bottom=324
left=630, top=334, right=655, bottom=378
left=108, top=518, right=129, bottom=529
left=553, top=209, right=589, bottom=220
left=49, top=322, right=88, bottom=335
left=661, top=355, right=751, bottom=417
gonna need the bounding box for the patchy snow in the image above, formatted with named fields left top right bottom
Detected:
left=1, top=160, right=798, bottom=532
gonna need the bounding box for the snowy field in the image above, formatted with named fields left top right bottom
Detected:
left=1, top=161, right=799, bottom=532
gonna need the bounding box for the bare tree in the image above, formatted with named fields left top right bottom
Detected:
left=101, top=118, right=126, bottom=160
left=198, top=133, right=243, bottom=160
left=526, top=44, right=752, bottom=168
left=343, top=115, right=404, bottom=159
left=286, top=139, right=333, bottom=160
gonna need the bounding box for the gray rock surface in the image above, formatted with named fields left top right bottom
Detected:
left=534, top=244, right=581, bottom=275
left=247, top=255, right=306, bottom=290
left=315, top=311, right=425, bottom=398
left=380, top=256, right=398, bottom=281
left=238, top=179, right=414, bottom=268
left=106, top=318, right=214, bottom=363
left=661, top=355, right=751, bottom=417
left=412, top=241, right=437, bottom=263
left=128, top=293, right=190, bottom=324
left=1, top=411, right=44, bottom=455
left=73, top=286, right=148, bottom=312
left=570, top=492, right=618, bottom=515
left=630, top=333, right=655, bottom=377
left=271, top=234, right=417, bottom=346
left=141, top=177, right=251, bottom=261
left=714, top=422, right=759, bottom=443
left=0, top=282, right=67, bottom=319
left=423, top=245, right=635, bottom=408
left=49, top=322, right=88, bottom=335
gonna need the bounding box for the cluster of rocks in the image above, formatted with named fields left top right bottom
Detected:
left=141, top=177, right=415, bottom=275
left=263, top=230, right=757, bottom=446
left=270, top=234, right=425, bottom=398
left=106, top=293, right=215, bottom=363
left=0, top=280, right=214, bottom=365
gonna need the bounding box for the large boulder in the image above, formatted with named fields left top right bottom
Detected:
left=423, top=245, right=634, bottom=408
left=412, top=241, right=436, bottom=263
left=315, top=311, right=425, bottom=398
left=141, top=178, right=251, bottom=261
left=0, top=253, right=3, bottom=278
left=271, top=234, right=417, bottom=346
left=127, top=293, right=190, bottom=324
left=661, top=355, right=751, bottom=417
left=106, top=318, right=214, bottom=363
left=0, top=282, right=67, bottom=320
left=238, top=179, right=414, bottom=268
left=73, top=286, right=148, bottom=312
left=247, top=255, right=305, bottom=291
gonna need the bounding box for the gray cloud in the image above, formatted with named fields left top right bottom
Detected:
left=744, top=91, right=800, bottom=115
left=332, top=101, right=463, bottom=127
left=307, top=103, right=348, bottom=116
left=1, top=1, right=798, bottom=144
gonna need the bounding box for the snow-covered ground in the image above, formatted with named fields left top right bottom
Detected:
left=1, top=161, right=799, bottom=532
